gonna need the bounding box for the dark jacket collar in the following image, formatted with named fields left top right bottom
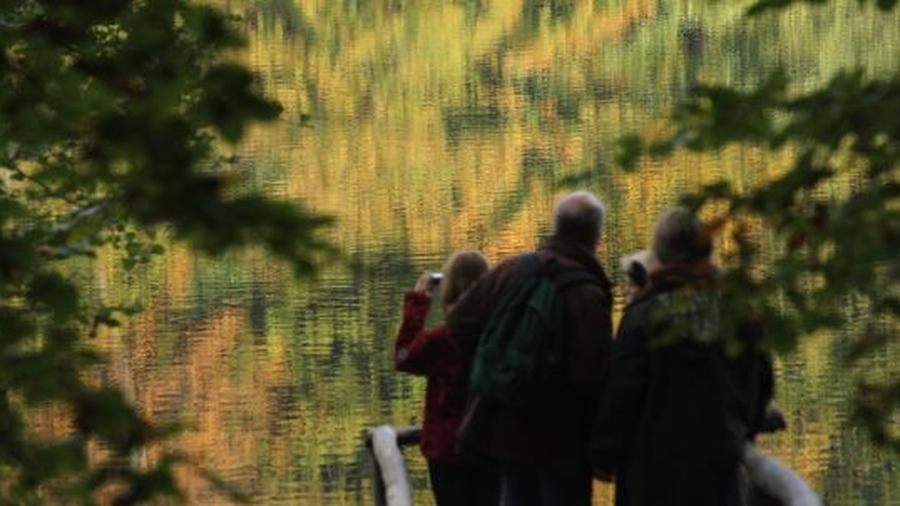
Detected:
left=538, top=236, right=612, bottom=292
left=632, top=260, right=718, bottom=306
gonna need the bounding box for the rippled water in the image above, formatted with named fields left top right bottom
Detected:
left=84, top=0, right=900, bottom=504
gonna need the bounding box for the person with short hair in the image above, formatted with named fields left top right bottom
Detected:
left=394, top=250, right=500, bottom=506
left=591, top=208, right=775, bottom=506
left=447, top=191, right=614, bottom=506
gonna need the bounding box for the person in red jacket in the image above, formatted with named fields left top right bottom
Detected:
left=394, top=250, right=499, bottom=506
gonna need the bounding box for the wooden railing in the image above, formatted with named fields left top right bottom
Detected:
left=364, top=426, right=421, bottom=506
left=364, top=426, right=822, bottom=506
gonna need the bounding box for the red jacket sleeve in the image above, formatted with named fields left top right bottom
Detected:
left=394, top=292, right=457, bottom=376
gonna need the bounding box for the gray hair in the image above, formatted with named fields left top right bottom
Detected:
left=553, top=191, right=606, bottom=246
left=652, top=207, right=713, bottom=265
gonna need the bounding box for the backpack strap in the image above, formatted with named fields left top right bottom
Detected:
left=521, top=252, right=543, bottom=277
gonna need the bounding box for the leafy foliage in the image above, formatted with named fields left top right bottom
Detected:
left=0, top=0, right=333, bottom=502
left=618, top=3, right=899, bottom=450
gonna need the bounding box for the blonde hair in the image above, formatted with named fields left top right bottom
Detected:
left=441, top=250, right=489, bottom=306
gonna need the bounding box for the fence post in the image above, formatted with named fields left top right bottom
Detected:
left=365, top=433, right=387, bottom=506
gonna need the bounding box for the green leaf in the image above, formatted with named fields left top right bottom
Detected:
left=27, top=272, right=79, bottom=320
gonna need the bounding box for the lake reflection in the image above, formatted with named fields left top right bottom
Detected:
left=86, top=0, right=899, bottom=504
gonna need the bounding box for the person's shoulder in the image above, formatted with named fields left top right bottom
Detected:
left=554, top=261, right=612, bottom=298
left=451, top=252, right=528, bottom=310
left=567, top=276, right=611, bottom=304
left=503, top=251, right=538, bottom=268
left=483, top=251, right=532, bottom=281
left=622, top=292, right=659, bottom=320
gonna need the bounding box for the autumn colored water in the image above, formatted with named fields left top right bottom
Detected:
left=80, top=1, right=900, bottom=504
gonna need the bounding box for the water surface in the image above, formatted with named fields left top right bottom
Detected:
left=85, top=1, right=899, bottom=504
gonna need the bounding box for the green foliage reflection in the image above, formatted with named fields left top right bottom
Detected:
left=0, top=0, right=333, bottom=502
left=619, top=2, right=899, bottom=451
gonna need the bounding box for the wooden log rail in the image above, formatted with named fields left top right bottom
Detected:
left=364, top=426, right=421, bottom=506
left=363, top=426, right=821, bottom=506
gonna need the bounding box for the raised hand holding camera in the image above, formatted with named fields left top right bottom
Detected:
left=413, top=270, right=440, bottom=296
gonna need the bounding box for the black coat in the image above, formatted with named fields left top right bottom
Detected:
left=592, top=263, right=773, bottom=506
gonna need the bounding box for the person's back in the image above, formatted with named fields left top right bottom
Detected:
left=447, top=191, right=613, bottom=506
left=591, top=208, right=774, bottom=506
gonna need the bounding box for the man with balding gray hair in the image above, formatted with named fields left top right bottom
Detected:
left=447, top=191, right=613, bottom=506
left=553, top=190, right=607, bottom=247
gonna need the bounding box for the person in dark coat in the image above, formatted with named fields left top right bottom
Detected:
left=592, top=208, right=775, bottom=506
left=394, top=250, right=500, bottom=506
left=447, top=191, right=614, bottom=506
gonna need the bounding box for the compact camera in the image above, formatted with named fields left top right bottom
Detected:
left=429, top=273, right=444, bottom=286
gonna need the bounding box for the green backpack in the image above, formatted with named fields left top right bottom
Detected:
left=469, top=252, right=601, bottom=407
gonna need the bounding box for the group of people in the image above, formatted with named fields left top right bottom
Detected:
left=394, top=191, right=777, bottom=506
